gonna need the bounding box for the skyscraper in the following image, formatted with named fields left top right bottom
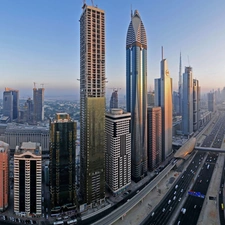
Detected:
left=193, top=79, right=200, bottom=131
left=33, top=87, right=44, bottom=122
left=208, top=92, right=215, bottom=112
left=155, top=49, right=173, bottom=160
left=110, top=90, right=118, bottom=109
left=182, top=67, right=193, bottom=136
left=3, top=88, right=19, bottom=122
left=49, top=113, right=77, bottom=209
left=126, top=10, right=147, bottom=182
left=0, top=141, right=9, bottom=212
left=105, top=109, right=131, bottom=194
left=178, top=53, right=182, bottom=115
left=147, top=107, right=162, bottom=170
left=80, top=3, right=106, bottom=205
left=14, top=142, right=42, bottom=216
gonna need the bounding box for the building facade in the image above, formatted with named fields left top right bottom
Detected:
left=126, top=10, right=147, bottom=182
left=105, top=109, right=131, bottom=194
left=80, top=3, right=106, bottom=205
left=49, top=113, right=77, bottom=209
left=110, top=90, right=118, bottom=109
left=33, top=88, right=44, bottom=122
left=193, top=79, right=200, bottom=131
left=14, top=142, right=42, bottom=215
left=182, top=67, right=193, bottom=136
left=154, top=51, right=173, bottom=160
left=3, top=88, right=19, bottom=122
left=208, top=92, right=215, bottom=112
left=147, top=107, right=162, bottom=171
left=147, top=91, right=155, bottom=107
left=178, top=53, right=182, bottom=115
left=0, top=141, right=9, bottom=212
left=4, top=124, right=49, bottom=155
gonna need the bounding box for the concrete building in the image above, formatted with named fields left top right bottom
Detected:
left=126, top=9, right=148, bottom=182
left=193, top=79, right=200, bottom=131
left=80, top=3, right=106, bottom=205
left=0, top=141, right=9, bottom=212
left=147, top=107, right=162, bottom=170
left=208, top=92, right=215, bottom=112
left=105, top=109, right=131, bottom=194
left=182, top=67, right=193, bottom=136
left=154, top=49, right=173, bottom=160
left=49, top=113, right=77, bottom=210
left=4, top=123, right=49, bottom=156
left=173, top=91, right=179, bottom=115
left=3, top=88, right=19, bottom=122
left=110, top=90, right=118, bottom=109
left=14, top=142, right=42, bottom=215
left=33, top=87, right=44, bottom=122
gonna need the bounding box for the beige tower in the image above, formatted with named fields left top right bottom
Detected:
left=80, top=3, right=106, bottom=205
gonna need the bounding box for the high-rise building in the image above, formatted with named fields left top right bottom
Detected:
left=110, top=90, right=118, bottom=109
left=105, top=109, right=131, bottom=194
left=147, top=91, right=155, bottom=107
left=49, top=113, right=77, bottom=209
left=193, top=79, right=200, bottom=131
left=79, top=3, right=106, bottom=205
left=3, top=88, right=19, bottom=122
left=173, top=91, right=179, bottom=115
left=155, top=49, right=173, bottom=160
left=147, top=107, right=162, bottom=170
left=14, top=142, right=42, bottom=216
left=126, top=10, right=147, bottom=182
left=33, top=87, right=44, bottom=122
left=182, top=67, right=193, bottom=136
left=0, top=141, right=9, bottom=212
left=208, top=92, right=215, bottom=112
left=178, top=53, right=182, bottom=115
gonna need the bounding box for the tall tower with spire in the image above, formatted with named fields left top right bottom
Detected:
left=178, top=52, right=182, bottom=115
left=155, top=47, right=173, bottom=160
left=126, top=10, right=147, bottom=182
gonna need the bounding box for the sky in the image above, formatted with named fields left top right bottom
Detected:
left=0, top=0, right=225, bottom=99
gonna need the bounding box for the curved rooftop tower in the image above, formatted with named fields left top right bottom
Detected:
left=126, top=10, right=147, bottom=182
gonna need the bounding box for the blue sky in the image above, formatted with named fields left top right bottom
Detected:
left=0, top=0, right=225, bottom=99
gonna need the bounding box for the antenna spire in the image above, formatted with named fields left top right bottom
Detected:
left=161, top=46, right=164, bottom=60
left=131, top=4, right=133, bottom=19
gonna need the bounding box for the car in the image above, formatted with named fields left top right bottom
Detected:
left=181, top=189, right=183, bottom=192
left=151, top=212, right=155, bottom=217
left=177, top=221, right=181, bottom=225
left=162, top=208, right=166, bottom=212
left=174, top=191, right=177, bottom=195
left=169, top=207, right=172, bottom=211
left=178, top=197, right=181, bottom=202
left=194, top=205, right=197, bottom=209
left=168, top=200, right=171, bottom=204
left=173, top=196, right=176, bottom=200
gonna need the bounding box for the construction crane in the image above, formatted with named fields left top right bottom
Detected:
left=109, top=87, right=121, bottom=92
left=33, top=82, right=38, bottom=88
left=40, top=83, right=48, bottom=88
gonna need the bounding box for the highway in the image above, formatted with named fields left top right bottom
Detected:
left=140, top=152, right=206, bottom=225
left=92, top=163, right=176, bottom=225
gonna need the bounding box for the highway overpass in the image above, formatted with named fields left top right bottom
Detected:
left=92, top=163, right=176, bottom=225
left=195, top=146, right=225, bottom=153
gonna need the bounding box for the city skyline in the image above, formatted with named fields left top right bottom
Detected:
left=0, top=1, right=225, bottom=98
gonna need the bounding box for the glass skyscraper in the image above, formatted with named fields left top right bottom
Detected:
left=126, top=10, right=147, bottom=182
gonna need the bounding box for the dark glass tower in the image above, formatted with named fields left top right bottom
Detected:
left=126, top=10, right=147, bottom=182
left=110, top=90, right=118, bottom=109
left=49, top=113, right=77, bottom=209
left=3, top=88, right=19, bottom=122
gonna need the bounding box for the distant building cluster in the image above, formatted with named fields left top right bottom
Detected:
left=2, top=85, right=44, bottom=125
